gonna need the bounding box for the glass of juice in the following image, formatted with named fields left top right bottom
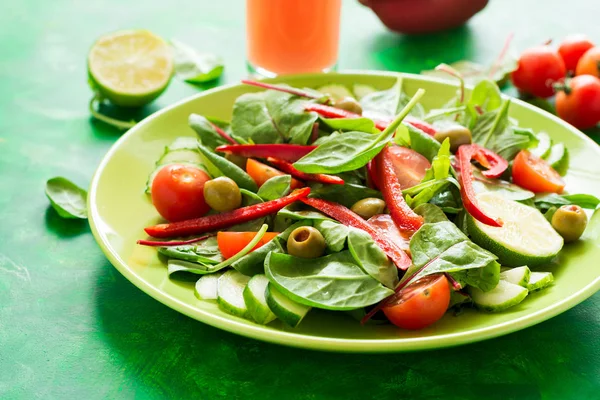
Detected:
left=246, top=0, right=342, bottom=77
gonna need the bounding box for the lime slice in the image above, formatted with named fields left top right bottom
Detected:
left=88, top=30, right=173, bottom=107
left=467, top=192, right=564, bottom=267
left=545, top=143, right=569, bottom=176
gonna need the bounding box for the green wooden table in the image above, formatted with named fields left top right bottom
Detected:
left=2, top=1, right=599, bottom=398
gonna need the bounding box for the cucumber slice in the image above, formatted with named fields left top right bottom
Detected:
left=157, top=149, right=203, bottom=166
left=499, top=266, right=531, bottom=288
left=545, top=143, right=569, bottom=176
left=527, top=271, right=554, bottom=292
left=352, top=84, right=377, bottom=100
left=469, top=280, right=528, bottom=312
left=530, top=132, right=552, bottom=159
left=467, top=192, right=564, bottom=267
left=243, top=275, right=277, bottom=324
left=265, top=283, right=311, bottom=328
left=316, top=84, right=354, bottom=100
left=194, top=272, right=224, bottom=300
left=217, top=270, right=251, bottom=318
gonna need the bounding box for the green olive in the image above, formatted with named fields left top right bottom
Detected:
left=334, top=97, right=363, bottom=115
left=351, top=197, right=386, bottom=220
left=225, top=153, right=247, bottom=169
left=287, top=226, right=326, bottom=258
left=551, top=205, right=588, bottom=242
left=203, top=177, right=242, bottom=212
left=433, top=124, right=472, bottom=152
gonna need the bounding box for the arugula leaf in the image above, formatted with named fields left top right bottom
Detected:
left=407, top=221, right=501, bottom=292
left=257, top=175, right=291, bottom=201
left=188, top=114, right=230, bottom=150
left=314, top=219, right=349, bottom=253
left=158, top=236, right=223, bottom=265
left=265, top=251, right=394, bottom=310
left=534, top=193, right=600, bottom=211
left=197, top=144, right=258, bottom=191
left=45, top=177, right=88, bottom=219
left=319, top=117, right=378, bottom=133
left=405, top=177, right=459, bottom=209
left=309, top=183, right=382, bottom=208
left=347, top=228, right=398, bottom=289
left=171, top=40, right=224, bottom=83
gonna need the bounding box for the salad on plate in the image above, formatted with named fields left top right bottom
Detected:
left=137, top=75, right=599, bottom=330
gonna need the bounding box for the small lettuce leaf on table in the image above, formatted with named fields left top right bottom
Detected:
left=171, top=40, right=224, bottom=83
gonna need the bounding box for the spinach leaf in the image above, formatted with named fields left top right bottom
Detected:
left=265, top=90, right=319, bottom=144
left=265, top=251, right=394, bottom=310
left=360, top=77, right=402, bottom=119
left=227, top=189, right=265, bottom=232
left=430, top=187, right=462, bottom=214
left=231, top=220, right=312, bottom=276
left=45, top=177, right=88, bottom=219
left=471, top=169, right=535, bottom=201
left=314, top=219, right=349, bottom=253
left=421, top=60, right=517, bottom=87
left=231, top=92, right=282, bottom=144
left=158, top=236, right=223, bottom=264
left=414, top=203, right=449, bottom=223
left=257, top=175, right=291, bottom=201
left=294, top=89, right=425, bottom=174
left=197, top=144, right=258, bottom=191
left=408, top=221, right=500, bottom=291
left=171, top=40, right=224, bottom=83
left=167, top=259, right=222, bottom=279
left=309, top=182, right=382, bottom=208
left=347, top=228, right=398, bottom=289
left=319, top=117, right=378, bottom=133
left=534, top=193, right=600, bottom=211
left=406, top=123, right=441, bottom=162
left=189, top=114, right=229, bottom=150
left=277, top=205, right=331, bottom=221
left=468, top=79, right=502, bottom=112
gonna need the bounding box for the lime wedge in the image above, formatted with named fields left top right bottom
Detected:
left=467, top=192, right=564, bottom=267
left=88, top=30, right=173, bottom=107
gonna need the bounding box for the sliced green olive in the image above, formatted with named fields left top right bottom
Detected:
left=551, top=205, right=588, bottom=242
left=225, top=153, right=247, bottom=169
left=433, top=124, right=472, bottom=152
left=334, top=96, right=363, bottom=115
left=203, top=176, right=242, bottom=212
left=351, top=197, right=386, bottom=220
left=287, top=226, right=326, bottom=259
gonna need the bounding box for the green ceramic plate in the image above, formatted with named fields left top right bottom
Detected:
left=89, top=72, right=600, bottom=353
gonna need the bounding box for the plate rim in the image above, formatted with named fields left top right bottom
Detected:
left=88, top=70, right=600, bottom=353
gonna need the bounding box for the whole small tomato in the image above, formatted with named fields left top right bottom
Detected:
left=575, top=46, right=600, bottom=78
left=151, top=164, right=211, bottom=222
left=511, top=46, right=567, bottom=98
left=558, top=34, right=595, bottom=73
left=556, top=75, right=600, bottom=129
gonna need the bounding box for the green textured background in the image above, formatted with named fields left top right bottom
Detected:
left=1, top=0, right=600, bottom=399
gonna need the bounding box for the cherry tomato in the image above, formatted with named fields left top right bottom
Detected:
left=382, top=274, right=450, bottom=330
left=511, top=46, right=566, bottom=98
left=575, top=46, right=600, bottom=78
left=370, top=146, right=431, bottom=190
left=246, top=158, right=303, bottom=189
left=558, top=34, right=595, bottom=73
left=217, top=231, right=279, bottom=259
left=367, top=214, right=411, bottom=253
left=556, top=75, right=600, bottom=129
left=512, top=150, right=565, bottom=194
left=151, top=164, right=211, bottom=222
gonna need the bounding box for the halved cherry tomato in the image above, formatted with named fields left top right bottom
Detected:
left=575, top=46, right=600, bottom=78
left=511, top=45, right=566, bottom=98
left=217, top=231, right=280, bottom=259
left=246, top=158, right=303, bottom=189
left=367, top=214, right=412, bottom=254
left=512, top=150, right=565, bottom=193
left=558, top=34, right=595, bottom=73
left=556, top=75, right=600, bottom=129
left=151, top=164, right=211, bottom=222
left=370, top=146, right=431, bottom=189
left=382, top=274, right=450, bottom=330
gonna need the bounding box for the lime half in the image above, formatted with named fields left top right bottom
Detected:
left=467, top=192, right=564, bottom=267
left=88, top=30, right=173, bottom=107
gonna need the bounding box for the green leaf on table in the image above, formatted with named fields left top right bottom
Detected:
left=197, top=143, right=258, bottom=191
left=313, top=219, right=349, bottom=253
left=257, top=175, right=291, bottom=201
left=45, top=177, right=88, bottom=219
left=158, top=236, right=223, bottom=265
left=347, top=228, right=398, bottom=289
left=265, top=251, right=394, bottom=310
left=406, top=221, right=501, bottom=292
left=534, top=193, right=600, bottom=212
left=171, top=40, right=224, bottom=83
left=189, top=114, right=230, bottom=150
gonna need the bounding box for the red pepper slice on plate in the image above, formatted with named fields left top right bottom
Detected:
left=301, top=197, right=412, bottom=270
left=457, top=144, right=504, bottom=227
left=266, top=157, right=344, bottom=185
left=209, top=122, right=237, bottom=145
left=374, top=146, right=425, bottom=232
left=215, top=144, right=317, bottom=163
left=471, top=145, right=508, bottom=178
left=145, top=188, right=311, bottom=238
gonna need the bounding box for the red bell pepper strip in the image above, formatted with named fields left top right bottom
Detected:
left=145, top=188, right=311, bottom=238
left=210, top=122, right=237, bottom=145
left=471, top=146, right=508, bottom=178
left=215, top=144, right=317, bottom=163
left=457, top=145, right=503, bottom=227
left=374, top=147, right=425, bottom=232
left=241, top=79, right=324, bottom=100
left=266, top=157, right=344, bottom=185
left=301, top=197, right=412, bottom=270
